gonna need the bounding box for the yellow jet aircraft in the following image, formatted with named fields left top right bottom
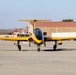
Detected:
left=0, top=20, right=50, bottom=51
left=0, top=19, right=76, bottom=51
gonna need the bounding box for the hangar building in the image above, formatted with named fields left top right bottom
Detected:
left=27, top=22, right=76, bottom=36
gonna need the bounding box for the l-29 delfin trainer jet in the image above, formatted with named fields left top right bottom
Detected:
left=0, top=19, right=76, bottom=52
left=0, top=20, right=50, bottom=52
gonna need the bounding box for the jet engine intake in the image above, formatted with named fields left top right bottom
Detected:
left=58, top=40, right=62, bottom=45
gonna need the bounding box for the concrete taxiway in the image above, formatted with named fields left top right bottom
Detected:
left=0, top=41, right=76, bottom=75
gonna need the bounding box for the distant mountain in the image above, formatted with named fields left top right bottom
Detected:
left=0, top=29, right=11, bottom=35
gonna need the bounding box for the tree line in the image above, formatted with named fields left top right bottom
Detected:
left=62, top=19, right=74, bottom=22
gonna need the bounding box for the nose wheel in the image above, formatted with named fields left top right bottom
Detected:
left=37, top=45, right=40, bottom=52
left=37, top=47, right=40, bottom=52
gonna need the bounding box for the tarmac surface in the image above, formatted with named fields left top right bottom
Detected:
left=0, top=41, right=76, bottom=75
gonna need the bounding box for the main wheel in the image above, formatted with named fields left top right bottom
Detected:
left=18, top=45, right=21, bottom=51
left=53, top=45, right=56, bottom=51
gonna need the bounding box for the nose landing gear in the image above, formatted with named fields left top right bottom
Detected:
left=37, top=45, right=41, bottom=52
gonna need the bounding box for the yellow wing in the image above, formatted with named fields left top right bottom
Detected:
left=0, top=36, right=42, bottom=44
left=0, top=37, right=32, bottom=41
left=47, top=36, right=76, bottom=41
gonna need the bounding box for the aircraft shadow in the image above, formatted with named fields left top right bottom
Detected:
left=3, top=48, right=76, bottom=52
left=21, top=48, right=76, bottom=52
left=43, top=48, right=76, bottom=52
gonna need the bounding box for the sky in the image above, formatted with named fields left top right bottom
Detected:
left=0, top=0, right=76, bottom=29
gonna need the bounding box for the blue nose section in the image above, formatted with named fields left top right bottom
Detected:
left=34, top=28, right=43, bottom=40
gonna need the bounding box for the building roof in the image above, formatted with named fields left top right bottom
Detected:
left=11, top=29, right=27, bottom=34
left=30, top=22, right=76, bottom=27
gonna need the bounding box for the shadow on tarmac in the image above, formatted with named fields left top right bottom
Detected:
left=3, top=48, right=76, bottom=52
left=43, top=48, right=76, bottom=52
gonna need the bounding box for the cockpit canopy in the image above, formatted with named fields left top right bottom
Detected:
left=34, top=28, right=43, bottom=40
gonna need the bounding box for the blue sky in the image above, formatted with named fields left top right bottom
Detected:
left=0, top=0, right=76, bottom=29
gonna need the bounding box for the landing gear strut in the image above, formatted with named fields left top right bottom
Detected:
left=53, top=41, right=57, bottom=51
left=29, top=42, right=31, bottom=47
left=17, top=41, right=21, bottom=51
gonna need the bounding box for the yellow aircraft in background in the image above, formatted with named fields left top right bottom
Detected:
left=0, top=19, right=76, bottom=51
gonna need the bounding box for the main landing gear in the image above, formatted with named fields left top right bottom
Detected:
left=53, top=41, right=57, bottom=51
left=17, top=41, right=21, bottom=51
